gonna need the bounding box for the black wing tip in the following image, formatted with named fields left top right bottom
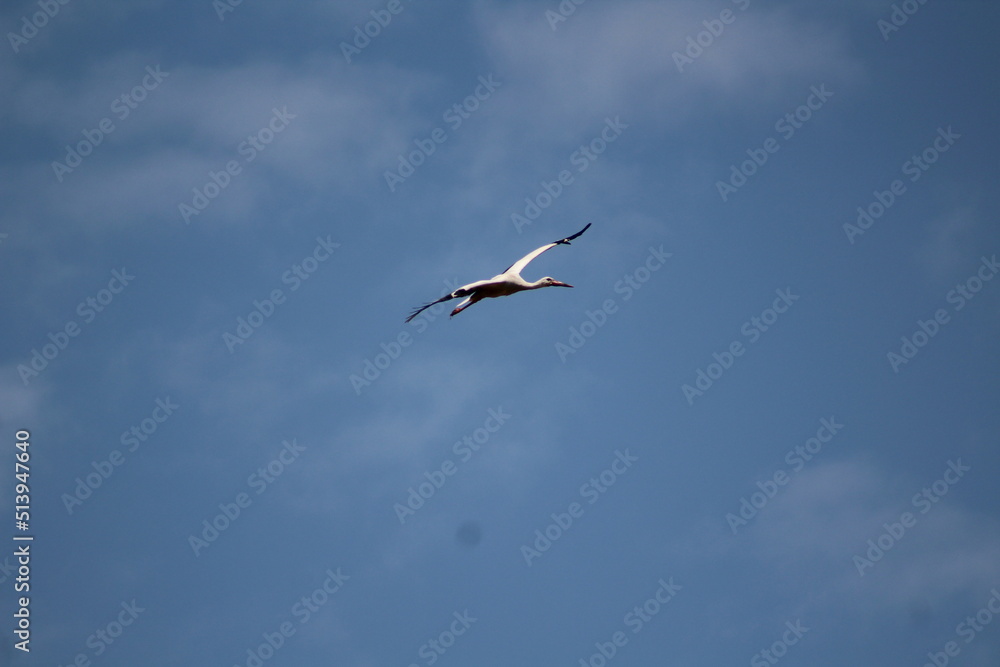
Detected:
left=405, top=303, right=432, bottom=323
left=405, top=292, right=457, bottom=322
left=404, top=302, right=429, bottom=322
left=556, top=222, right=592, bottom=245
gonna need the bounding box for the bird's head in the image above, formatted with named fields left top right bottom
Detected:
left=539, top=276, right=573, bottom=288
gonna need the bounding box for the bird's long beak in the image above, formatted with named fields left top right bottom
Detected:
left=553, top=281, right=573, bottom=288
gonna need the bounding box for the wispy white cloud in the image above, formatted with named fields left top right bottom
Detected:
left=743, top=458, right=1000, bottom=611
left=475, top=1, right=861, bottom=140
left=4, top=55, right=431, bottom=231
left=914, top=207, right=981, bottom=283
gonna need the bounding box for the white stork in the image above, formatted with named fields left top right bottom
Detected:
left=405, top=223, right=591, bottom=322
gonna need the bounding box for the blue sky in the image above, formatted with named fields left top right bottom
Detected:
left=2, top=0, right=1000, bottom=665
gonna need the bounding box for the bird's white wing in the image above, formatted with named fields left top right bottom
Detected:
left=500, top=242, right=558, bottom=278
left=500, top=223, right=591, bottom=277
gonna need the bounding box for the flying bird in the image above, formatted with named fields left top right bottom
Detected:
left=405, top=223, right=591, bottom=322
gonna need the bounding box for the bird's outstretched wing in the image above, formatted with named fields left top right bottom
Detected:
left=405, top=294, right=455, bottom=323
left=404, top=280, right=492, bottom=323
left=501, top=223, right=591, bottom=277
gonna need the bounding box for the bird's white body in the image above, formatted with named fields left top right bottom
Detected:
left=406, top=223, right=591, bottom=322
